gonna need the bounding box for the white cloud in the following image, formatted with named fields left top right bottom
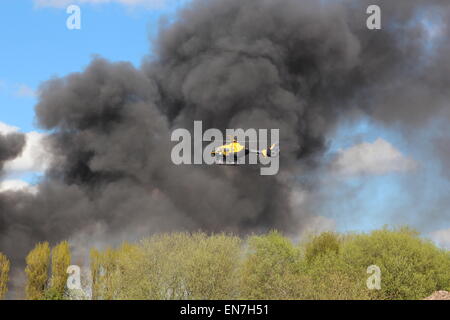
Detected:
left=0, top=81, right=37, bottom=98
left=0, top=122, right=20, bottom=134
left=0, top=180, right=37, bottom=194
left=4, top=131, right=50, bottom=173
left=430, top=228, right=450, bottom=249
left=0, top=121, right=50, bottom=174
left=14, top=84, right=37, bottom=98
left=34, top=0, right=168, bottom=8
left=332, top=138, right=417, bottom=176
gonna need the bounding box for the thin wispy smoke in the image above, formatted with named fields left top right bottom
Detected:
left=1, top=0, right=450, bottom=297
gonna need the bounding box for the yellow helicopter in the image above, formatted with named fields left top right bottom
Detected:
left=211, top=136, right=279, bottom=164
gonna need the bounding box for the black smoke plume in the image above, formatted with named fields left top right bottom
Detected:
left=0, top=133, right=25, bottom=175
left=1, top=0, right=450, bottom=296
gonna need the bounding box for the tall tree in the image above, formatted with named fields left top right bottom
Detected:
left=25, top=242, right=50, bottom=300
left=50, top=241, right=71, bottom=299
left=90, top=248, right=102, bottom=300
left=0, top=253, right=10, bottom=299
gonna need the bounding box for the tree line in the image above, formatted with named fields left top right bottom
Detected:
left=0, top=227, right=449, bottom=300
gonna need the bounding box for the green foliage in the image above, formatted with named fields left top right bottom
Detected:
left=90, top=248, right=101, bottom=300
left=24, top=228, right=450, bottom=300
left=304, top=232, right=340, bottom=263
left=91, top=233, right=242, bottom=300
left=0, top=252, right=10, bottom=299
left=90, top=247, right=120, bottom=300
left=340, top=227, right=450, bottom=299
left=25, top=240, right=73, bottom=300
left=25, top=242, right=51, bottom=300
left=240, top=231, right=308, bottom=299
left=50, top=241, right=71, bottom=299
left=301, top=249, right=370, bottom=299
left=180, top=233, right=242, bottom=299
left=43, top=287, right=64, bottom=300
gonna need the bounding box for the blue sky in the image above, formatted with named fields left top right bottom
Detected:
left=0, top=0, right=449, bottom=240
left=0, top=0, right=184, bottom=131
left=323, top=116, right=450, bottom=235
